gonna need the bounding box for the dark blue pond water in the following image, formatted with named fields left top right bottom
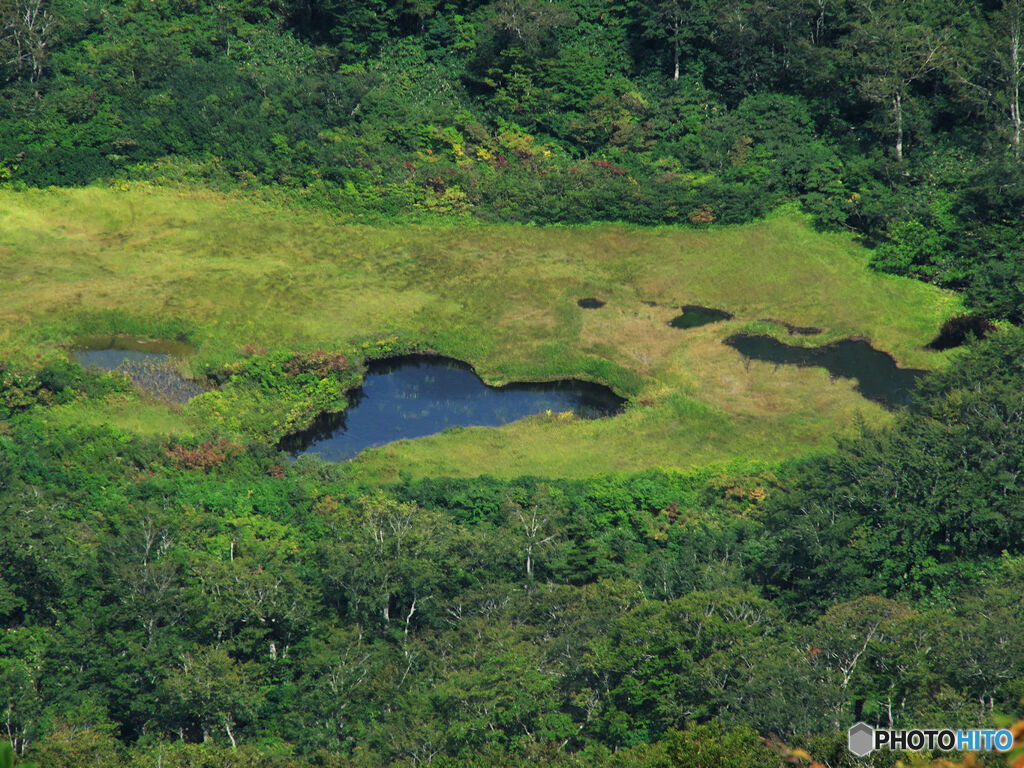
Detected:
left=724, top=334, right=926, bottom=409
left=280, top=355, right=626, bottom=462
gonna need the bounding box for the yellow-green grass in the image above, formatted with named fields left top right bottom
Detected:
left=0, top=185, right=961, bottom=478
left=45, top=394, right=191, bottom=437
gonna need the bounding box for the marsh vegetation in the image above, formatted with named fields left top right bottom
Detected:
left=71, top=335, right=204, bottom=404
left=2, top=0, right=1022, bottom=763
left=0, top=188, right=958, bottom=478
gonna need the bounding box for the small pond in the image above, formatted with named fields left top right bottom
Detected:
left=724, top=334, right=926, bottom=409
left=71, top=335, right=204, bottom=404
left=577, top=298, right=606, bottom=309
left=280, top=355, right=626, bottom=462
left=927, top=315, right=994, bottom=351
left=71, top=334, right=194, bottom=367
left=669, top=305, right=733, bottom=329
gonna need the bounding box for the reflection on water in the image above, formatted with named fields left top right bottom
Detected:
left=71, top=335, right=204, bottom=404
left=280, top=355, right=626, bottom=462
left=724, top=334, right=925, bottom=409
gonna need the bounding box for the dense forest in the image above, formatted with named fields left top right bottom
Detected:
left=1, top=0, right=1023, bottom=320
left=2, top=1, right=1024, bottom=767
left=0, top=330, right=1022, bottom=766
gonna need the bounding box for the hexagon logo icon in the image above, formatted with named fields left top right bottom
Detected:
left=848, top=722, right=874, bottom=756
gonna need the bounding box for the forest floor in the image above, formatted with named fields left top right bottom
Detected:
left=0, top=185, right=961, bottom=478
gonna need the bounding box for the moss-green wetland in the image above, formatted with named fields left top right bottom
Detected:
left=0, top=186, right=961, bottom=478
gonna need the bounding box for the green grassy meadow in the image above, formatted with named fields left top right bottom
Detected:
left=0, top=185, right=961, bottom=478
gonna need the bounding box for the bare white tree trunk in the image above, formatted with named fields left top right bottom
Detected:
left=1010, top=14, right=1022, bottom=158
left=892, top=92, right=904, bottom=161
left=404, top=596, right=417, bottom=636
left=2, top=0, right=53, bottom=89
left=516, top=504, right=555, bottom=578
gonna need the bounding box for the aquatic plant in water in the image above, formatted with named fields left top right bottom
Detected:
left=116, top=358, right=205, bottom=405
